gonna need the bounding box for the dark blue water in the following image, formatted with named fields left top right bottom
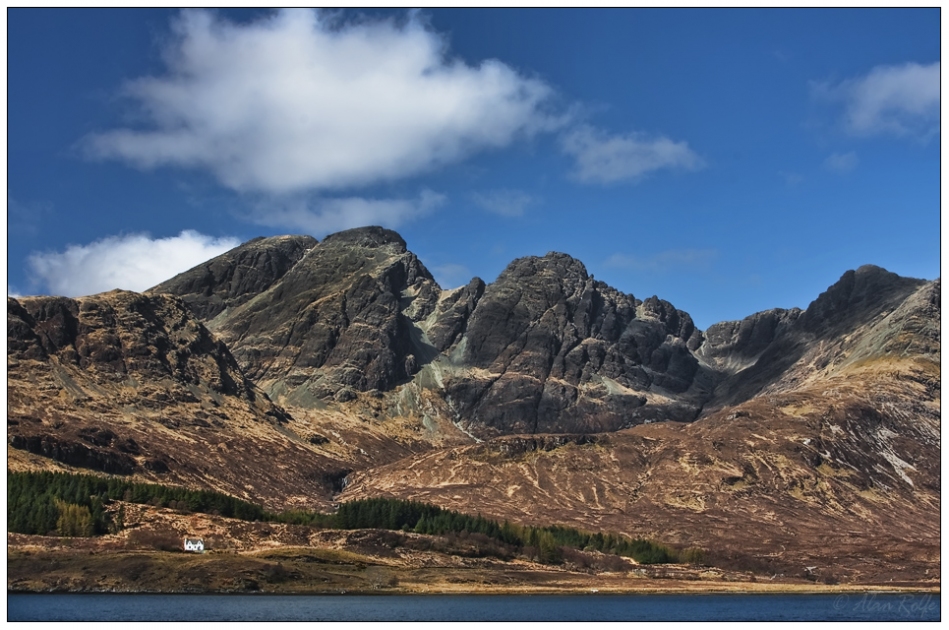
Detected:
left=7, top=592, right=940, bottom=621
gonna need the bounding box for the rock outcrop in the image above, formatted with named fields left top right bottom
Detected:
left=147, top=228, right=938, bottom=441
left=8, top=291, right=261, bottom=403
left=699, top=266, right=932, bottom=409
left=696, top=308, right=803, bottom=374
left=155, top=230, right=720, bottom=436
left=148, top=234, right=317, bottom=322
left=435, top=252, right=709, bottom=437
left=198, top=226, right=443, bottom=407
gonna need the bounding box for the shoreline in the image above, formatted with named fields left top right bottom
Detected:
left=9, top=532, right=939, bottom=598
left=9, top=583, right=940, bottom=596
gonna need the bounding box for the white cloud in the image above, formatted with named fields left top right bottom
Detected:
left=82, top=9, right=558, bottom=194
left=815, top=62, right=939, bottom=140
left=27, top=230, right=241, bottom=297
left=470, top=189, right=535, bottom=217
left=561, top=124, right=704, bottom=184
left=604, top=248, right=718, bottom=272
left=823, top=151, right=858, bottom=173
left=247, top=189, right=446, bottom=235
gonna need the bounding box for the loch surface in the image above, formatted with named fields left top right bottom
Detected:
left=7, top=592, right=941, bottom=622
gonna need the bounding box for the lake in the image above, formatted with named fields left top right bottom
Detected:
left=6, top=592, right=940, bottom=621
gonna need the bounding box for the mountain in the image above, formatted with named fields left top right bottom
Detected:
left=7, top=289, right=441, bottom=511
left=153, top=228, right=442, bottom=406
left=8, top=227, right=940, bottom=583
left=343, top=273, right=940, bottom=581
left=428, top=252, right=709, bottom=437
left=149, top=227, right=721, bottom=438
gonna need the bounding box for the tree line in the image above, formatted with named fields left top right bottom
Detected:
left=8, top=470, right=267, bottom=536
left=9, top=471, right=678, bottom=565
left=322, top=497, right=676, bottom=564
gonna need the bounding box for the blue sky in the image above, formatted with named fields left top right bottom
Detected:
left=7, top=8, right=941, bottom=329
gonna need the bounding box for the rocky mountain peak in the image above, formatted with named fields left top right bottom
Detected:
left=147, top=234, right=317, bottom=321
left=800, top=264, right=925, bottom=334
left=320, top=226, right=407, bottom=250
left=499, top=252, right=590, bottom=286
left=131, top=232, right=940, bottom=441
left=163, top=227, right=441, bottom=405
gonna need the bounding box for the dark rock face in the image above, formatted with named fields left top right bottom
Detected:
left=5, top=291, right=298, bottom=429
left=799, top=265, right=925, bottom=335
left=7, top=297, right=50, bottom=360
left=79, top=227, right=938, bottom=440
left=699, top=266, right=933, bottom=410
left=203, top=226, right=443, bottom=404
left=425, top=277, right=486, bottom=352
left=148, top=235, right=317, bottom=321
left=441, top=253, right=706, bottom=437
left=9, top=433, right=138, bottom=475
left=9, top=291, right=254, bottom=398
left=697, top=308, right=803, bottom=374
left=151, top=230, right=715, bottom=435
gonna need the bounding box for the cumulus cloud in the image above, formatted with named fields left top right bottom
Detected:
left=604, top=248, right=718, bottom=272
left=82, top=9, right=558, bottom=194
left=470, top=189, right=535, bottom=217
left=814, top=61, right=939, bottom=140
left=27, top=230, right=241, bottom=297
left=246, top=189, right=446, bottom=235
left=823, top=151, right=858, bottom=173
left=561, top=125, right=704, bottom=184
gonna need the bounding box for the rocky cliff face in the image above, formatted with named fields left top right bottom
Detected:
left=195, top=227, right=442, bottom=407
left=8, top=291, right=260, bottom=404
left=144, top=229, right=938, bottom=441
left=148, top=234, right=317, bottom=322
left=699, top=266, right=931, bottom=410
left=696, top=308, right=803, bottom=374
left=431, top=252, right=709, bottom=437
left=153, top=229, right=723, bottom=437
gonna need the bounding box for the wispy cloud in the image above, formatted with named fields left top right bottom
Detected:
left=813, top=61, right=939, bottom=141
left=81, top=9, right=559, bottom=194
left=9, top=198, right=53, bottom=236
left=470, top=189, right=535, bottom=217
left=779, top=170, right=804, bottom=186
left=604, top=248, right=718, bottom=272
left=823, top=151, right=858, bottom=173
left=432, top=263, right=473, bottom=289
left=27, top=230, right=241, bottom=297
left=246, top=190, right=446, bottom=235
left=560, top=124, right=704, bottom=184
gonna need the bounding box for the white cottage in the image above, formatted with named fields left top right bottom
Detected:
left=183, top=537, right=205, bottom=552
